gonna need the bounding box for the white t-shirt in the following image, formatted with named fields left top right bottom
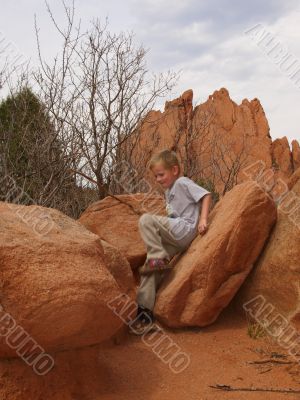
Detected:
left=165, top=176, right=211, bottom=242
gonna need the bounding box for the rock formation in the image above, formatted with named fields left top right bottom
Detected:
left=154, top=181, right=277, bottom=327
left=124, top=88, right=300, bottom=197
left=79, top=193, right=166, bottom=269
left=236, top=167, right=300, bottom=322
left=0, top=202, right=135, bottom=357
left=292, top=139, right=300, bottom=171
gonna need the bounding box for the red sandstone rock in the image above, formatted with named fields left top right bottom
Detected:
left=271, top=136, right=293, bottom=182
left=125, top=88, right=282, bottom=196
left=79, top=193, right=166, bottom=269
left=292, top=139, right=300, bottom=171
left=154, top=181, right=277, bottom=328
left=0, top=202, right=134, bottom=357
left=237, top=169, right=300, bottom=322
left=101, top=239, right=135, bottom=297
left=191, top=90, right=273, bottom=194
left=288, top=166, right=300, bottom=190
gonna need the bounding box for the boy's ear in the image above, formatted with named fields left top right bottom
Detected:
left=173, top=165, right=179, bottom=176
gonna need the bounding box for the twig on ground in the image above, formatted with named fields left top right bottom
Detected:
left=248, top=359, right=294, bottom=365
left=258, top=368, right=272, bottom=374
left=210, top=384, right=300, bottom=394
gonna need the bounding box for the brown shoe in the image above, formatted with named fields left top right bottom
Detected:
left=139, top=257, right=172, bottom=275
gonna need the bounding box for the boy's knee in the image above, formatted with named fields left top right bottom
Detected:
left=139, top=213, right=153, bottom=227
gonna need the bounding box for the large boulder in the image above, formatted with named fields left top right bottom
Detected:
left=79, top=193, right=166, bottom=269
left=0, top=202, right=134, bottom=357
left=237, top=167, right=300, bottom=321
left=100, top=239, right=135, bottom=297
left=154, top=181, right=277, bottom=327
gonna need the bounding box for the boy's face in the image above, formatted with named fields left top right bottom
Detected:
left=152, top=162, right=179, bottom=189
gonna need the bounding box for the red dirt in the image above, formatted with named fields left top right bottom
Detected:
left=1, top=305, right=300, bottom=400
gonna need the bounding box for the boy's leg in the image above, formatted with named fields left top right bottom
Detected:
left=136, top=272, right=164, bottom=312
left=137, top=230, right=180, bottom=311
left=138, top=213, right=187, bottom=260
left=132, top=213, right=190, bottom=334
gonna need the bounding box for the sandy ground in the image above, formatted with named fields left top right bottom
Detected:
left=1, top=304, right=300, bottom=400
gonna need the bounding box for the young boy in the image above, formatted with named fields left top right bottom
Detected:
left=131, top=150, right=212, bottom=334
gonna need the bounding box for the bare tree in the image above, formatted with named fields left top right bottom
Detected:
left=209, top=127, right=251, bottom=195
left=112, top=112, right=169, bottom=196
left=34, top=0, right=177, bottom=199
left=0, top=55, right=4, bottom=90
left=172, top=103, right=216, bottom=180
left=0, top=43, right=11, bottom=91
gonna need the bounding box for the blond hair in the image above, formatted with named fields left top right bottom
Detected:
left=149, top=149, right=181, bottom=174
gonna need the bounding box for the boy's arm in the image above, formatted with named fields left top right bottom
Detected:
left=198, top=193, right=212, bottom=235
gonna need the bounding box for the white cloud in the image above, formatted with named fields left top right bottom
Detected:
left=137, top=3, right=300, bottom=144
left=0, top=0, right=300, bottom=144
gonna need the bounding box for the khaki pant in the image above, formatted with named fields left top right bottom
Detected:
left=137, top=213, right=193, bottom=311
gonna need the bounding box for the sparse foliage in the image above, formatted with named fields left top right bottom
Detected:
left=0, top=86, right=89, bottom=216
left=34, top=0, right=177, bottom=199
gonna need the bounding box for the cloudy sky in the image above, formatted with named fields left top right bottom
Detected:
left=1, top=0, right=300, bottom=144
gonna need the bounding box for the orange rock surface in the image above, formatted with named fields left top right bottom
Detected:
left=237, top=167, right=300, bottom=322
left=125, top=88, right=299, bottom=197
left=0, top=202, right=134, bottom=357
left=79, top=193, right=166, bottom=269
left=154, top=181, right=277, bottom=327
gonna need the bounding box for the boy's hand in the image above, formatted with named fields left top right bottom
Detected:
left=198, top=218, right=208, bottom=235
